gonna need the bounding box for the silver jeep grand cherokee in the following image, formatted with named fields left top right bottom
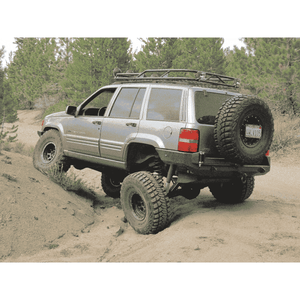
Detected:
left=33, top=69, right=274, bottom=234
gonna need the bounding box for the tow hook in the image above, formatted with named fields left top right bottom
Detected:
left=198, top=151, right=205, bottom=167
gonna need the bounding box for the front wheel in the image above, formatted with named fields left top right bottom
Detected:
left=121, top=171, right=172, bottom=234
left=33, top=130, right=70, bottom=173
left=209, top=176, right=255, bottom=204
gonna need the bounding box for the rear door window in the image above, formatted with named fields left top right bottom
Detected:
left=147, top=88, right=182, bottom=121
left=109, top=87, right=145, bottom=118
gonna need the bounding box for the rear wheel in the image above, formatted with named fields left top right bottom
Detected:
left=121, top=171, right=171, bottom=234
left=209, top=176, right=255, bottom=204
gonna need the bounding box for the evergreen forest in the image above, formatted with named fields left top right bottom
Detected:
left=1, top=37, right=300, bottom=124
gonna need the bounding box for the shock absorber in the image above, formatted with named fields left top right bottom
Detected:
left=148, top=156, right=163, bottom=175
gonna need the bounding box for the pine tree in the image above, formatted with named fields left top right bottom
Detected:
left=6, top=38, right=59, bottom=109
left=0, top=46, right=18, bottom=152
left=172, top=38, right=226, bottom=74
left=61, top=38, right=131, bottom=104
left=57, top=38, right=73, bottom=66
left=224, top=43, right=254, bottom=95
left=134, top=38, right=226, bottom=76
left=0, top=46, right=4, bottom=103
left=225, top=38, right=300, bottom=115
left=2, top=79, right=18, bottom=122
left=133, top=38, right=178, bottom=71
left=0, top=45, right=18, bottom=123
left=6, top=38, right=37, bottom=108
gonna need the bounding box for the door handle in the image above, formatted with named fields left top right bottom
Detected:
left=126, top=122, right=137, bottom=127
left=92, top=121, right=102, bottom=125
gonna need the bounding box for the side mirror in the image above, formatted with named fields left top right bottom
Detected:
left=66, top=105, right=77, bottom=116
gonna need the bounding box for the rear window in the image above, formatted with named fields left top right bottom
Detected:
left=195, top=91, right=231, bottom=125
left=147, top=88, right=182, bottom=121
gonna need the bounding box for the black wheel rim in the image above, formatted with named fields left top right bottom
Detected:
left=41, top=142, right=56, bottom=164
left=240, top=114, right=262, bottom=148
left=109, top=177, right=121, bottom=188
left=130, top=193, right=146, bottom=221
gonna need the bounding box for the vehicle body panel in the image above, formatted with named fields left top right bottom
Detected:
left=62, top=116, right=103, bottom=156
left=100, top=117, right=140, bottom=160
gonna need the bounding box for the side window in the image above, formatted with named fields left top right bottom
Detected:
left=109, top=87, right=145, bottom=118
left=80, top=88, right=117, bottom=116
left=129, top=88, right=146, bottom=118
left=85, top=89, right=116, bottom=109
left=147, top=88, right=182, bottom=121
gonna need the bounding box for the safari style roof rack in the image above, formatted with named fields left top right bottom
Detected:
left=113, top=69, right=240, bottom=88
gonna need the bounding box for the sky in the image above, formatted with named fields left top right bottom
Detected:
left=1, top=1, right=295, bottom=68
left=1, top=37, right=245, bottom=68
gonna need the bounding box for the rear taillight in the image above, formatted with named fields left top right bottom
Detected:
left=178, top=129, right=199, bottom=153
left=265, top=150, right=270, bottom=156
left=41, top=120, right=44, bottom=127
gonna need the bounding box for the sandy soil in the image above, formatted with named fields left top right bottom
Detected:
left=1, top=110, right=300, bottom=262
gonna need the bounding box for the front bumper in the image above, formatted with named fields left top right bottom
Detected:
left=156, top=148, right=270, bottom=178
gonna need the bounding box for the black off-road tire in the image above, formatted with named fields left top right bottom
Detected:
left=33, top=130, right=70, bottom=174
left=120, top=171, right=172, bottom=234
left=101, top=172, right=124, bottom=198
left=209, top=176, right=255, bottom=204
left=214, top=96, right=274, bottom=164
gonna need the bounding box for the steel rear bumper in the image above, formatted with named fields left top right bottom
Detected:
left=156, top=148, right=270, bottom=177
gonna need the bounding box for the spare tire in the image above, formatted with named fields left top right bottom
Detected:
left=214, top=96, right=274, bottom=164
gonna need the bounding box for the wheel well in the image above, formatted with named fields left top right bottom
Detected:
left=126, top=143, right=163, bottom=173
left=43, top=127, right=59, bottom=134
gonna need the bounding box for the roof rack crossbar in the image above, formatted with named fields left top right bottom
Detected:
left=114, top=69, right=240, bottom=88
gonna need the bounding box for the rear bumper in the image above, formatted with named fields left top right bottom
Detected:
left=156, top=148, right=270, bottom=177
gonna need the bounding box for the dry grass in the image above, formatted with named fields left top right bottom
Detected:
left=47, top=165, right=122, bottom=208
left=271, top=114, right=300, bottom=153
left=47, top=165, right=99, bottom=201
left=0, top=141, right=34, bottom=157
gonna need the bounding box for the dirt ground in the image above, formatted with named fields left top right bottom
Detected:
left=1, top=110, right=300, bottom=263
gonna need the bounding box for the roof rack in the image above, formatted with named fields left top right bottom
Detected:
left=114, top=69, right=240, bottom=88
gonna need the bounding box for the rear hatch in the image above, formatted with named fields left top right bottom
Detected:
left=193, top=89, right=238, bottom=157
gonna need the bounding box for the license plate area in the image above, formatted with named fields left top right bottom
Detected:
left=245, top=124, right=262, bottom=139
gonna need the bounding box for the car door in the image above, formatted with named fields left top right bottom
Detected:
left=63, top=115, right=103, bottom=156
left=100, top=87, right=146, bottom=161
left=63, top=87, right=117, bottom=156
